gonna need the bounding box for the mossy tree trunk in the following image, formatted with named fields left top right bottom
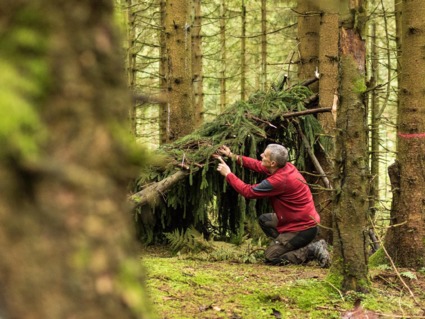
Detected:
left=0, top=0, right=150, bottom=317
left=385, top=0, right=425, bottom=268
left=164, top=0, right=195, bottom=142
left=332, top=0, right=370, bottom=292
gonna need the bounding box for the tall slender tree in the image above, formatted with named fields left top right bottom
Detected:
left=332, top=0, right=370, bottom=292
left=192, top=0, right=203, bottom=127
left=369, top=2, right=380, bottom=223
left=260, top=0, right=268, bottom=90
left=240, top=0, right=247, bottom=101
left=296, top=0, right=320, bottom=90
left=385, top=0, right=425, bottom=268
left=316, top=2, right=339, bottom=243
left=219, top=0, right=227, bottom=112
left=159, top=0, right=168, bottom=144
left=394, top=0, right=402, bottom=136
left=126, top=0, right=138, bottom=134
left=164, top=0, right=195, bottom=141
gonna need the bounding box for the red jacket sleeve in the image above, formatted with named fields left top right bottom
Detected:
left=240, top=156, right=269, bottom=175
left=225, top=172, right=283, bottom=200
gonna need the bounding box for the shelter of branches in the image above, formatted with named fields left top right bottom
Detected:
left=131, top=80, right=332, bottom=243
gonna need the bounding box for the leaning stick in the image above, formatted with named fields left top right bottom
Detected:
left=294, top=121, right=331, bottom=189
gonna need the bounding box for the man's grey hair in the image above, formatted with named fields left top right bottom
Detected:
left=266, top=144, right=288, bottom=168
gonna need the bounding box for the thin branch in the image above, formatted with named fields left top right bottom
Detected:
left=385, top=220, right=406, bottom=229
left=323, top=280, right=345, bottom=301
left=246, top=113, right=277, bottom=128
left=294, top=120, right=331, bottom=189
left=369, top=219, right=422, bottom=309
left=375, top=313, right=425, bottom=318
left=281, top=107, right=332, bottom=119
left=286, top=76, right=318, bottom=90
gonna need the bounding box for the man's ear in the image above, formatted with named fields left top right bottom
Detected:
left=270, top=160, right=277, bottom=167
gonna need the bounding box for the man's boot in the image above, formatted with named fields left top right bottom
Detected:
left=307, top=239, right=331, bottom=268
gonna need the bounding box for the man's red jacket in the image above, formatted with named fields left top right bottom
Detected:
left=225, top=156, right=320, bottom=233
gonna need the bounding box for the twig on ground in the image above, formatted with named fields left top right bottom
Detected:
left=369, top=219, right=422, bottom=309
left=323, top=280, right=345, bottom=301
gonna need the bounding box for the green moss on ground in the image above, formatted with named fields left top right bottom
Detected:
left=142, top=246, right=424, bottom=319
left=368, top=248, right=389, bottom=268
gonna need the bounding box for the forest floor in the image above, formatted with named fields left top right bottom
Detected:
left=141, top=245, right=425, bottom=319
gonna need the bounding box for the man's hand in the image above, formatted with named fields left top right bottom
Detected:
left=216, top=145, right=233, bottom=158
left=216, top=156, right=231, bottom=177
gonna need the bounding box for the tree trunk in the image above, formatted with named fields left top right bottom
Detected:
left=384, top=160, right=401, bottom=250
left=395, top=0, right=402, bottom=94
left=260, top=0, right=267, bottom=91
left=220, top=1, right=227, bottom=112
left=385, top=0, right=425, bottom=268
left=296, top=0, right=320, bottom=92
left=159, top=0, right=168, bottom=145
left=369, top=15, right=380, bottom=222
left=164, top=0, right=194, bottom=141
left=0, top=0, right=150, bottom=317
left=332, top=0, right=370, bottom=292
left=192, top=0, right=203, bottom=127
left=316, top=4, right=339, bottom=244
left=241, top=0, right=247, bottom=101
left=126, top=0, right=137, bottom=135
left=297, top=0, right=332, bottom=242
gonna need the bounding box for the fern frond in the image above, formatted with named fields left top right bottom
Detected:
left=165, top=227, right=213, bottom=254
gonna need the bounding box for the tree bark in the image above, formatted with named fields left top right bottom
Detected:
left=260, top=0, right=267, bottom=91
left=369, top=12, right=380, bottom=224
left=164, top=0, right=195, bottom=141
left=159, top=0, right=168, bottom=145
left=385, top=0, right=425, bottom=268
left=332, top=0, right=370, bottom=292
left=240, top=0, right=247, bottom=101
left=126, top=0, right=137, bottom=135
left=219, top=0, right=227, bottom=112
left=0, top=0, right=151, bottom=317
left=192, top=0, right=203, bottom=127
left=384, top=160, right=401, bottom=248
left=316, top=4, right=339, bottom=243
left=297, top=0, right=320, bottom=92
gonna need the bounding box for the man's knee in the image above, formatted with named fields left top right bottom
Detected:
left=259, top=214, right=279, bottom=238
left=258, top=214, right=273, bottom=227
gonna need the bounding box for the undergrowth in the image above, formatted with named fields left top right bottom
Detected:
left=165, top=227, right=266, bottom=264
